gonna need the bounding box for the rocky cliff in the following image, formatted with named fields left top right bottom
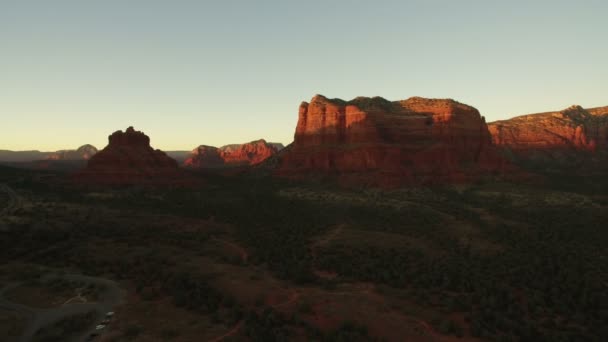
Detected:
left=220, top=139, right=281, bottom=165
left=74, top=127, right=182, bottom=185
left=276, top=95, right=510, bottom=186
left=184, top=139, right=281, bottom=168
left=488, top=105, right=608, bottom=164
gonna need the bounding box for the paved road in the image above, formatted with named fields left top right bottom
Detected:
left=0, top=273, right=125, bottom=342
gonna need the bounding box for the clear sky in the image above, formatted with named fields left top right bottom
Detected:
left=1, top=0, right=607, bottom=151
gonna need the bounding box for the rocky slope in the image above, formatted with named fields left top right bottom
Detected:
left=74, top=127, right=182, bottom=185
left=184, top=139, right=281, bottom=168
left=488, top=105, right=608, bottom=165
left=275, top=95, right=510, bottom=186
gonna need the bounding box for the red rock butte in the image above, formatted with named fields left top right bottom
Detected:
left=74, top=126, right=183, bottom=185
left=276, top=95, right=512, bottom=187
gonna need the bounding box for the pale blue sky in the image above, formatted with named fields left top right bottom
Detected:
left=1, top=0, right=607, bottom=150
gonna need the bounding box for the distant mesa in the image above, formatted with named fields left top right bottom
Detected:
left=74, top=126, right=183, bottom=185
left=184, top=139, right=282, bottom=168
left=0, top=144, right=98, bottom=171
left=46, top=144, right=98, bottom=161
left=220, top=139, right=283, bottom=165
left=274, top=95, right=512, bottom=187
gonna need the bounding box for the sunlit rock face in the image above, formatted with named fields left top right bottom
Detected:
left=184, top=139, right=281, bottom=168
left=489, top=106, right=608, bottom=152
left=276, top=95, right=511, bottom=187
left=74, top=127, right=182, bottom=185
left=488, top=105, right=608, bottom=161
left=220, top=139, right=281, bottom=165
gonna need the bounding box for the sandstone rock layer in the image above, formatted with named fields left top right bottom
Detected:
left=184, top=139, right=281, bottom=168
left=488, top=105, right=608, bottom=163
left=276, top=95, right=510, bottom=186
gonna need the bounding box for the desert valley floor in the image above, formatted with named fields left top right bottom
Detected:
left=1, top=165, right=607, bottom=342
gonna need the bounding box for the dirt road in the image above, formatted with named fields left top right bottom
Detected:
left=0, top=273, right=125, bottom=342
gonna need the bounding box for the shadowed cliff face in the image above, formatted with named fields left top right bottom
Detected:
left=183, top=145, right=224, bottom=168
left=277, top=95, right=510, bottom=187
left=488, top=105, right=608, bottom=167
left=184, top=140, right=281, bottom=168
left=74, top=127, right=182, bottom=185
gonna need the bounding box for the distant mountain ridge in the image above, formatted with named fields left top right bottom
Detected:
left=1, top=140, right=285, bottom=169
left=0, top=150, right=48, bottom=162
left=0, top=144, right=98, bottom=162
left=46, top=144, right=98, bottom=160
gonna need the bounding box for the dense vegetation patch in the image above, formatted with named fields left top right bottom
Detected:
left=2, top=168, right=607, bottom=341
